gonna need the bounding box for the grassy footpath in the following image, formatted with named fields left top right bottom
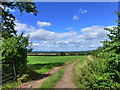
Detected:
left=39, top=56, right=86, bottom=88
left=39, top=66, right=65, bottom=88
left=39, top=59, right=76, bottom=88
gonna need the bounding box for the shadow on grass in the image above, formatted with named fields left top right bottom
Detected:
left=26, top=62, right=64, bottom=81
left=29, top=62, right=64, bottom=70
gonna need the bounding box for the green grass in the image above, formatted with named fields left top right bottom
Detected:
left=27, top=56, right=80, bottom=74
left=27, top=56, right=80, bottom=64
left=39, top=67, right=64, bottom=88
left=73, top=56, right=88, bottom=88
left=2, top=56, right=81, bottom=89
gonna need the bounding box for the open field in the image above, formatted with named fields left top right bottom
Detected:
left=17, top=56, right=84, bottom=88
left=27, top=56, right=81, bottom=74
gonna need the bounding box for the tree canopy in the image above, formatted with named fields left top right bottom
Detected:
left=1, top=2, right=39, bottom=76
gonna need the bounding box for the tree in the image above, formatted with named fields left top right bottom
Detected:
left=59, top=52, right=66, bottom=56
left=1, top=2, right=38, bottom=38
left=99, top=11, right=120, bottom=83
left=1, top=2, right=39, bottom=76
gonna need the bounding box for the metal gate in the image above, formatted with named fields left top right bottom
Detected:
left=0, top=60, right=16, bottom=86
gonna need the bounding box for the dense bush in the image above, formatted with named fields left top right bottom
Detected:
left=2, top=34, right=30, bottom=76
left=91, top=11, right=120, bottom=87
left=74, top=11, right=120, bottom=88
left=99, top=11, right=120, bottom=84
left=73, top=56, right=120, bottom=88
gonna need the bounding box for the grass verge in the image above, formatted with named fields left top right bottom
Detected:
left=39, top=67, right=65, bottom=88
left=73, top=56, right=87, bottom=88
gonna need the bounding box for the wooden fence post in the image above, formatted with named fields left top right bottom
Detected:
left=13, top=60, right=16, bottom=79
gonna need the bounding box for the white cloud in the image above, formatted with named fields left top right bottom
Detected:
left=66, top=27, right=73, bottom=30
left=81, top=10, right=87, bottom=14
left=79, top=8, right=87, bottom=14
left=32, top=43, right=39, bottom=46
left=81, top=25, right=117, bottom=41
left=37, top=21, right=51, bottom=27
left=73, top=15, right=79, bottom=20
left=73, top=8, right=87, bottom=20
left=29, top=29, right=77, bottom=40
left=15, top=21, right=35, bottom=34
left=80, top=25, right=109, bottom=40
left=14, top=21, right=116, bottom=51
left=30, top=25, right=111, bottom=51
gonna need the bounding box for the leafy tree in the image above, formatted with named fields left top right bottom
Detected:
left=89, top=11, right=120, bottom=88
left=59, top=52, right=66, bottom=56
left=91, top=46, right=104, bottom=57
left=99, top=11, right=120, bottom=83
left=1, top=2, right=38, bottom=76
left=1, top=2, right=38, bottom=38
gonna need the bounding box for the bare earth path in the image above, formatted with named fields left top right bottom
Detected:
left=17, top=59, right=76, bottom=88
left=54, top=59, right=79, bottom=88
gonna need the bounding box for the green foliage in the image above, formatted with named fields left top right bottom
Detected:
left=73, top=56, right=120, bottom=88
left=59, top=52, right=66, bottom=56
left=2, top=34, right=30, bottom=75
left=99, top=11, right=120, bottom=83
left=1, top=2, right=38, bottom=78
left=2, top=2, right=39, bottom=38
left=26, top=66, right=42, bottom=80
left=27, top=51, right=91, bottom=56
left=77, top=11, right=120, bottom=88
left=91, top=46, right=104, bottom=57
left=17, top=74, right=29, bottom=82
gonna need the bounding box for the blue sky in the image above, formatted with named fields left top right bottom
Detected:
left=12, top=2, right=118, bottom=51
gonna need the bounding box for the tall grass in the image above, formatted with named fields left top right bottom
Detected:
left=73, top=55, right=120, bottom=88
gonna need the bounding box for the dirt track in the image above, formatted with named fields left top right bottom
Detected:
left=17, top=59, right=76, bottom=88
left=54, top=60, right=79, bottom=88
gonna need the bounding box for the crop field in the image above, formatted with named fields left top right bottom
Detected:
left=27, top=56, right=81, bottom=73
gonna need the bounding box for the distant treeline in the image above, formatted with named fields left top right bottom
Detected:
left=27, top=51, right=92, bottom=56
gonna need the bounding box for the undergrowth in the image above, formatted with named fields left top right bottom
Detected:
left=73, top=55, right=120, bottom=88
left=1, top=81, right=20, bottom=90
